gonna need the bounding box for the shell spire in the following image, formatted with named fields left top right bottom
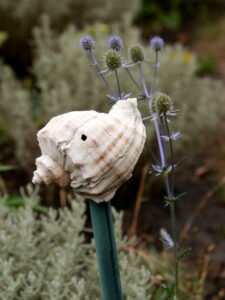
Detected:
left=32, top=98, right=146, bottom=203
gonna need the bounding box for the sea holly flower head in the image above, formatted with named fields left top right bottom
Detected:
left=108, top=35, right=123, bottom=51
left=104, top=49, right=122, bottom=71
left=150, top=36, right=164, bottom=52
left=80, top=32, right=184, bottom=297
left=151, top=91, right=173, bottom=116
left=129, top=44, right=145, bottom=63
left=79, top=35, right=95, bottom=51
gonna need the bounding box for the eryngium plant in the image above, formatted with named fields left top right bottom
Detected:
left=32, top=16, right=225, bottom=154
left=78, top=32, right=197, bottom=298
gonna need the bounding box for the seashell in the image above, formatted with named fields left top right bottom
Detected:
left=32, top=98, right=146, bottom=203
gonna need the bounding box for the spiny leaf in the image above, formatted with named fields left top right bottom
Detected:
left=164, top=192, right=187, bottom=205
left=175, top=192, right=186, bottom=201
left=137, top=94, right=146, bottom=101
left=106, top=94, right=117, bottom=101
left=178, top=247, right=192, bottom=260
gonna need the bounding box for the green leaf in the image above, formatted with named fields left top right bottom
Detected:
left=164, top=192, right=186, bottom=205
left=154, top=286, right=168, bottom=300
left=0, top=31, right=8, bottom=47
left=175, top=156, right=186, bottom=167
left=137, top=94, right=146, bottom=101
left=178, top=247, right=192, bottom=260
left=175, top=192, right=186, bottom=201
left=159, top=11, right=181, bottom=29
left=161, top=282, right=175, bottom=296
left=5, top=196, right=25, bottom=207
left=164, top=196, right=174, bottom=206
left=0, top=126, right=6, bottom=132
left=34, top=205, right=49, bottom=214
left=107, top=100, right=115, bottom=106
left=0, top=165, right=17, bottom=172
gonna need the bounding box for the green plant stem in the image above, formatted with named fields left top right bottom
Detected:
left=89, top=200, right=123, bottom=300
left=170, top=202, right=179, bottom=298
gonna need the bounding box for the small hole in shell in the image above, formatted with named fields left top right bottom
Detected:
left=81, top=134, right=87, bottom=141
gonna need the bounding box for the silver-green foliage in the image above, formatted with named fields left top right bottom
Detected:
left=0, top=185, right=152, bottom=299
left=0, top=61, right=33, bottom=165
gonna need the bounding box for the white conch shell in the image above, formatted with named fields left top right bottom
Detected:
left=33, top=98, right=146, bottom=203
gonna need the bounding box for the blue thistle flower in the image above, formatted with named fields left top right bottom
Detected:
left=150, top=36, right=164, bottom=51
left=108, top=35, right=123, bottom=51
left=79, top=35, right=95, bottom=51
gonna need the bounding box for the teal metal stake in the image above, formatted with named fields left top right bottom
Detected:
left=89, top=199, right=124, bottom=300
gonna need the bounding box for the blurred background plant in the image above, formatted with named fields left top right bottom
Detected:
left=135, top=0, right=225, bottom=37
left=0, top=0, right=139, bottom=76
left=0, top=0, right=225, bottom=297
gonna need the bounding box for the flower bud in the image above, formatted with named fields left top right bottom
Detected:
left=150, top=36, right=164, bottom=52
left=152, top=92, right=172, bottom=115
left=79, top=35, right=95, bottom=51
left=129, top=44, right=145, bottom=62
left=104, top=49, right=122, bottom=71
left=108, top=35, right=123, bottom=51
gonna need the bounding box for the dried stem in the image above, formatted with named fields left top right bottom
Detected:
left=129, top=163, right=150, bottom=238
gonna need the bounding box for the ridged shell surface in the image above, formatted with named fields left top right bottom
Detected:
left=33, top=98, right=146, bottom=203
